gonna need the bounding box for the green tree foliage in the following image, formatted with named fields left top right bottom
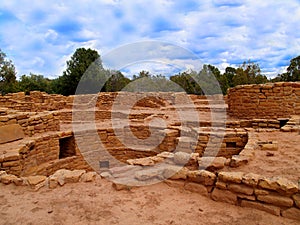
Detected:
left=0, top=49, right=17, bottom=94
left=55, top=48, right=102, bottom=95
left=170, top=65, right=223, bottom=95
left=128, top=71, right=179, bottom=92
left=274, top=55, right=300, bottom=81
left=286, top=56, right=300, bottom=81
left=17, top=73, right=52, bottom=94
left=103, top=71, right=131, bottom=92
left=170, top=70, right=203, bottom=94
left=232, top=61, right=268, bottom=86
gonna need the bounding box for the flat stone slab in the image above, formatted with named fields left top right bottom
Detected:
left=0, top=124, right=25, bottom=144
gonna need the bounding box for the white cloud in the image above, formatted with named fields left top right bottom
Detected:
left=0, top=0, right=300, bottom=79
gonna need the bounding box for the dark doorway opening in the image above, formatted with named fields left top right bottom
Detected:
left=278, top=118, right=289, bottom=128
left=59, top=136, right=76, bottom=159
left=226, top=142, right=237, bottom=148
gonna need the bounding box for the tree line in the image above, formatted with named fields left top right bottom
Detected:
left=1, top=48, right=299, bottom=96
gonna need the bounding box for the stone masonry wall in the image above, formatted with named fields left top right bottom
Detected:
left=0, top=91, right=69, bottom=112
left=0, top=132, right=92, bottom=177
left=228, top=82, right=300, bottom=119
left=0, top=110, right=60, bottom=136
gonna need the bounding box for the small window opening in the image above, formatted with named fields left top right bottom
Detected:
left=59, top=136, right=76, bottom=159
left=278, top=119, right=289, bottom=128
left=226, top=142, right=237, bottom=148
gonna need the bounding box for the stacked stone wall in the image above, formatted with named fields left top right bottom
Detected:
left=0, top=91, right=69, bottom=112
left=228, top=82, right=300, bottom=119
left=0, top=111, right=60, bottom=136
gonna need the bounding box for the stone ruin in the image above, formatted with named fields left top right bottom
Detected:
left=0, top=82, right=300, bottom=221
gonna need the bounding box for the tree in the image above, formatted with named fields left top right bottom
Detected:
left=56, top=48, right=103, bottom=95
left=232, top=61, right=267, bottom=86
left=17, top=73, right=52, bottom=94
left=170, top=70, right=203, bottom=94
left=0, top=49, right=17, bottom=94
left=286, top=55, right=300, bottom=81
left=103, top=71, right=131, bottom=92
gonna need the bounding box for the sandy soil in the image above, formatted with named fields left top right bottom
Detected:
left=223, top=131, right=300, bottom=183
left=0, top=178, right=298, bottom=225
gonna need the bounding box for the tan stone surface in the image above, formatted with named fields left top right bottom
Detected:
left=198, top=157, right=226, bottom=170
left=211, top=188, right=237, bottom=205
left=163, top=166, right=189, bottom=180
left=187, top=170, right=216, bottom=186
left=281, top=208, right=300, bottom=221
left=218, top=172, right=244, bottom=184
left=228, top=183, right=254, bottom=195
left=64, top=170, right=85, bottom=183
left=241, top=200, right=281, bottom=216
left=257, top=193, right=294, bottom=207
left=293, top=194, right=300, bottom=209
left=0, top=124, right=24, bottom=144
left=0, top=174, right=17, bottom=184
left=80, top=171, right=97, bottom=182
left=242, top=173, right=261, bottom=187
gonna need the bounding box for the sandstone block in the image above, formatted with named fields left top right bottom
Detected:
left=254, top=189, right=269, bottom=196
left=242, top=173, right=261, bottom=187
left=258, top=177, right=279, bottom=191
left=218, top=172, right=244, bottom=184
left=198, top=157, right=226, bottom=170
left=276, top=177, right=299, bottom=194
left=281, top=207, right=300, bottom=221
left=13, top=177, right=25, bottom=186
left=228, top=184, right=254, bottom=195
left=109, top=165, right=141, bottom=178
left=258, top=177, right=298, bottom=194
left=163, top=166, right=189, bottom=180
left=80, top=172, right=97, bottom=182
left=100, top=171, right=113, bottom=179
left=257, top=193, right=294, bottom=207
left=215, top=181, right=227, bottom=190
left=27, top=175, right=47, bottom=186
left=64, top=170, right=85, bottom=183
left=237, top=194, right=256, bottom=201
left=0, top=171, right=7, bottom=177
left=229, top=155, right=248, bottom=167
left=3, top=152, right=20, bottom=161
left=48, top=176, right=58, bottom=189
left=173, top=152, right=191, bottom=165
left=0, top=124, right=25, bottom=144
left=187, top=170, right=216, bottom=186
left=112, top=182, right=132, bottom=191
left=293, top=194, right=300, bottom=209
left=211, top=188, right=237, bottom=205
left=2, top=160, right=20, bottom=167
left=184, top=182, right=208, bottom=197
left=135, top=168, right=162, bottom=181
left=0, top=174, right=17, bottom=184
left=241, top=200, right=280, bottom=216
left=261, top=143, right=278, bottom=151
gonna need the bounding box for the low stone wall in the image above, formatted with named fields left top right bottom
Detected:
left=0, top=91, right=69, bottom=112
left=228, top=82, right=300, bottom=119
left=104, top=151, right=300, bottom=221
left=0, top=131, right=92, bottom=177
left=0, top=169, right=97, bottom=190
left=0, top=110, right=60, bottom=136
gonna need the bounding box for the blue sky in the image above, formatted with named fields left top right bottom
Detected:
left=0, top=0, right=300, bottom=79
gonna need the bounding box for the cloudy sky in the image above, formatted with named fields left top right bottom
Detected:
left=1, top=0, right=300, bottom=79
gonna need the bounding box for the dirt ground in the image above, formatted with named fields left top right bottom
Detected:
left=222, top=131, right=300, bottom=183
left=0, top=177, right=298, bottom=225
